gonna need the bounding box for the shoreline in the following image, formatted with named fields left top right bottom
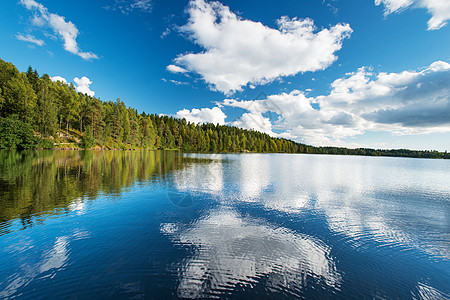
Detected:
left=3, top=147, right=448, bottom=160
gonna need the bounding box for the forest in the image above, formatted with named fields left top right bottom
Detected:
left=0, top=58, right=448, bottom=159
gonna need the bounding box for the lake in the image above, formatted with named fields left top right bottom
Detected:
left=0, top=150, right=449, bottom=299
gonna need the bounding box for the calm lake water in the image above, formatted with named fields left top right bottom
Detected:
left=0, top=150, right=449, bottom=299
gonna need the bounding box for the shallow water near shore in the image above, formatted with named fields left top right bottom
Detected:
left=0, top=150, right=449, bottom=299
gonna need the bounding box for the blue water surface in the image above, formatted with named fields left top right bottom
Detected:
left=0, top=150, right=449, bottom=299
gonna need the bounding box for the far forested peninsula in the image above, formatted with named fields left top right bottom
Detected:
left=0, top=58, right=448, bottom=159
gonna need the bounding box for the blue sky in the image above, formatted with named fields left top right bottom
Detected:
left=1, top=0, right=450, bottom=151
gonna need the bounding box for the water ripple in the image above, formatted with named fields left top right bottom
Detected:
left=161, top=207, right=341, bottom=298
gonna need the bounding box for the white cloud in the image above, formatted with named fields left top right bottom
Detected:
left=51, top=75, right=96, bottom=97
left=423, top=0, right=450, bottom=30
left=15, top=33, right=44, bottom=46
left=231, top=112, right=274, bottom=135
left=375, top=0, right=414, bottom=15
left=173, top=80, right=188, bottom=85
left=20, top=0, right=98, bottom=60
left=50, top=76, right=67, bottom=83
left=74, top=77, right=95, bottom=96
left=217, top=60, right=450, bottom=146
left=170, top=79, right=189, bottom=85
left=20, top=0, right=43, bottom=10
left=176, top=107, right=227, bottom=125
left=166, top=64, right=188, bottom=74
left=375, top=0, right=450, bottom=30
left=169, top=0, right=352, bottom=94
left=47, top=14, right=97, bottom=59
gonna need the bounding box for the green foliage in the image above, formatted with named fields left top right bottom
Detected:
left=2, top=73, right=36, bottom=122
left=0, top=116, right=38, bottom=149
left=39, top=138, right=55, bottom=149
left=34, top=74, right=58, bottom=137
left=81, top=126, right=95, bottom=149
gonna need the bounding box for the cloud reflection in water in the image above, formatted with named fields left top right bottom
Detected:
left=0, top=230, right=90, bottom=298
left=161, top=208, right=340, bottom=298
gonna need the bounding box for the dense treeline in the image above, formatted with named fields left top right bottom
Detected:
left=0, top=58, right=448, bottom=159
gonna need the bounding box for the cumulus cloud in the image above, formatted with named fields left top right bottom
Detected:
left=375, top=0, right=450, bottom=30
left=51, top=76, right=95, bottom=96
left=169, top=0, right=352, bottom=94
left=104, top=0, right=152, bottom=14
left=216, top=60, right=450, bottom=146
left=20, top=0, right=98, bottom=60
left=15, top=33, right=44, bottom=46
left=74, top=77, right=95, bottom=96
left=176, top=107, right=227, bottom=125
left=50, top=76, right=67, bottom=83
left=232, top=112, right=274, bottom=135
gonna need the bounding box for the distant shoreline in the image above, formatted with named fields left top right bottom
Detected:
left=4, top=147, right=448, bottom=160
